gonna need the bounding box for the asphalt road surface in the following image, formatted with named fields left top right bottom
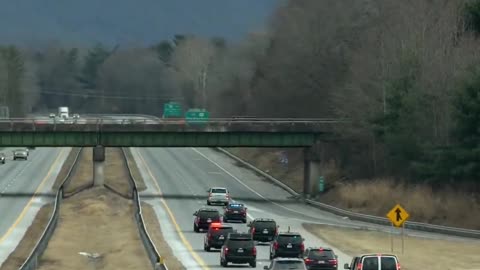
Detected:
left=132, top=147, right=353, bottom=270
left=131, top=146, right=480, bottom=270
left=0, top=147, right=70, bottom=267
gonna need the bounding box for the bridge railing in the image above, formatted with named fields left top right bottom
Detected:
left=0, top=117, right=350, bottom=132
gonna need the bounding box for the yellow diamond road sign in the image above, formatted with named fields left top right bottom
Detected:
left=386, top=204, right=409, bottom=227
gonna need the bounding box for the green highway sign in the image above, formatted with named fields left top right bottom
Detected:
left=185, top=109, right=209, bottom=124
left=163, top=102, right=182, bottom=118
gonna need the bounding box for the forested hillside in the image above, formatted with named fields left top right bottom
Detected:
left=0, top=0, right=479, bottom=188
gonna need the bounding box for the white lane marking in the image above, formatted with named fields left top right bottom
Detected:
left=191, top=148, right=309, bottom=217
left=207, top=171, right=222, bottom=175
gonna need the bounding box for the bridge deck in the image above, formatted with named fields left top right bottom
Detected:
left=0, top=118, right=347, bottom=147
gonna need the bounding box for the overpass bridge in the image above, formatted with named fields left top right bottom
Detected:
left=0, top=117, right=347, bottom=147
left=0, top=117, right=350, bottom=196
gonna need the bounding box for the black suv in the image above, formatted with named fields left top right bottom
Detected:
left=248, top=218, right=278, bottom=242
left=223, top=202, right=247, bottom=223
left=270, top=232, right=305, bottom=259
left=193, top=208, right=221, bottom=232
left=304, top=247, right=338, bottom=270
left=220, top=233, right=257, bottom=268
left=204, top=223, right=235, bottom=251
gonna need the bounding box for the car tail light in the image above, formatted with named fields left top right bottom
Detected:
left=224, top=247, right=229, bottom=255
left=396, top=263, right=401, bottom=270
left=273, top=242, right=279, bottom=250
left=300, top=243, right=305, bottom=252
left=251, top=228, right=255, bottom=235
left=356, top=263, right=362, bottom=270
left=304, top=258, right=313, bottom=265
left=252, top=247, right=257, bottom=256
left=329, top=259, right=337, bottom=266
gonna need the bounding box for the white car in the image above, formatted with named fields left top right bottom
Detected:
left=264, top=258, right=307, bottom=270
left=206, top=187, right=230, bottom=206
left=13, top=149, right=28, bottom=160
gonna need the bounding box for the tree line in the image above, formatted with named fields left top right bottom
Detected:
left=0, top=0, right=478, bottom=185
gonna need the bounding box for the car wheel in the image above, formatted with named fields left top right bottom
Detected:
left=13, top=157, right=16, bottom=161
left=194, top=224, right=199, bottom=232
left=205, top=245, right=211, bottom=252
left=221, top=258, right=227, bottom=267
left=269, top=252, right=273, bottom=260
left=207, top=201, right=211, bottom=205
left=250, top=260, right=256, bottom=268
left=242, top=219, right=247, bottom=223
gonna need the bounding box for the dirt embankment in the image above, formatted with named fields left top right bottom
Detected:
left=225, top=147, right=480, bottom=230
left=304, top=224, right=480, bottom=270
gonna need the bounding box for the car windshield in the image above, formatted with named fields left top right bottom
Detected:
left=211, top=188, right=227, bottom=193
left=272, top=260, right=305, bottom=269
left=227, top=239, right=253, bottom=248
left=198, top=211, right=219, bottom=218
left=308, top=250, right=335, bottom=260
left=254, top=221, right=276, bottom=229
left=277, top=235, right=302, bottom=244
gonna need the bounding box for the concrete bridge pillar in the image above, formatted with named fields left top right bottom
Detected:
left=93, top=145, right=105, bottom=187
left=303, top=144, right=321, bottom=198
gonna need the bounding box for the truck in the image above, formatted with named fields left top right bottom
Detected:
left=58, top=107, right=69, bottom=119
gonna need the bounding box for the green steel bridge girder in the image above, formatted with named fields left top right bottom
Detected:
left=0, top=131, right=324, bottom=147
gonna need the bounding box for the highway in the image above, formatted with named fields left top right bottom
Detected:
left=132, top=147, right=354, bottom=269
left=0, top=147, right=70, bottom=267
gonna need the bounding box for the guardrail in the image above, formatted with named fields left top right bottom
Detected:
left=121, top=148, right=168, bottom=270
left=217, top=147, right=480, bottom=239
left=19, top=148, right=83, bottom=270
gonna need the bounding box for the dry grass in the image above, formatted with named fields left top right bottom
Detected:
left=323, top=180, right=480, bottom=229
left=37, top=187, right=151, bottom=270
left=224, top=148, right=480, bottom=229
left=0, top=205, right=54, bottom=270
left=303, top=224, right=480, bottom=270
left=121, top=148, right=147, bottom=192
left=64, top=148, right=93, bottom=194
left=104, top=147, right=132, bottom=196
left=141, top=203, right=185, bottom=270
left=52, top=147, right=81, bottom=190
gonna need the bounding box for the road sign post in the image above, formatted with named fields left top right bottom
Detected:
left=386, top=204, right=409, bottom=253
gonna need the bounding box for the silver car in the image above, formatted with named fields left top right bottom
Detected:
left=264, top=258, right=308, bottom=270
left=13, top=149, right=28, bottom=160
left=206, top=187, right=230, bottom=206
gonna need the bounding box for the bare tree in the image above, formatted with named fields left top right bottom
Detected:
left=169, top=37, right=216, bottom=108
left=96, top=48, right=170, bottom=114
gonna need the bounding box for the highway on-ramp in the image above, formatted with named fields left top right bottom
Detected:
left=0, top=147, right=70, bottom=267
